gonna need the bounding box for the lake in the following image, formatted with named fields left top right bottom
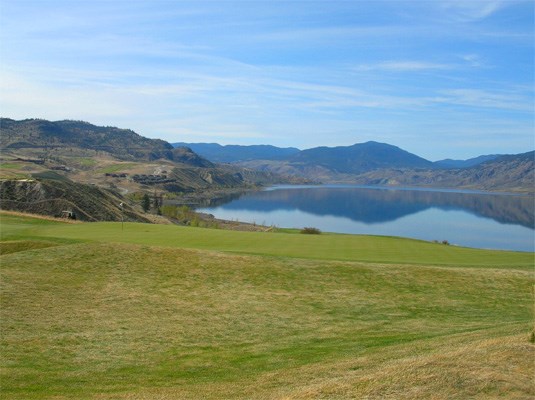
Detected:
left=197, top=185, right=535, bottom=252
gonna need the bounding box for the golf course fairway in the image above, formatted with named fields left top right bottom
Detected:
left=1, top=212, right=533, bottom=399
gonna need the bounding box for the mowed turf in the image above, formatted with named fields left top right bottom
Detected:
left=0, top=213, right=534, bottom=399
left=1, top=213, right=532, bottom=267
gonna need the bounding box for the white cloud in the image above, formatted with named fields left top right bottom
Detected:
left=435, top=88, right=533, bottom=111
left=0, top=70, right=134, bottom=121
left=439, top=0, right=511, bottom=22
left=252, top=25, right=408, bottom=43
left=136, top=119, right=268, bottom=143
left=459, top=54, right=485, bottom=68
left=354, top=61, right=453, bottom=72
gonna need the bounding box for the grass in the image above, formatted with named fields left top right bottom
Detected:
left=0, top=212, right=534, bottom=399
left=1, top=214, right=531, bottom=267
left=0, top=163, right=20, bottom=170
left=31, top=171, right=71, bottom=181
left=96, top=163, right=139, bottom=174
left=0, top=163, right=30, bottom=179
left=69, top=157, right=98, bottom=167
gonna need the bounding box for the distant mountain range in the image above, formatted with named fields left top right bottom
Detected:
left=175, top=141, right=505, bottom=171
left=350, top=151, right=534, bottom=192
left=172, top=142, right=300, bottom=163
left=1, top=118, right=533, bottom=200
left=176, top=140, right=534, bottom=192
left=287, top=141, right=434, bottom=174
left=434, top=154, right=501, bottom=169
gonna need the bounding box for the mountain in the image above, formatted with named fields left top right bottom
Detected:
left=288, top=141, right=434, bottom=174
left=238, top=147, right=533, bottom=192
left=434, top=154, right=501, bottom=169
left=0, top=118, right=309, bottom=220
left=238, top=141, right=435, bottom=182
left=172, top=142, right=301, bottom=163
left=353, top=151, right=534, bottom=192
left=1, top=118, right=213, bottom=166
left=460, top=151, right=534, bottom=190
left=2, top=118, right=531, bottom=203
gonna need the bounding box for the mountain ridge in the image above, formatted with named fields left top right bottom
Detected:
left=176, top=140, right=509, bottom=172
left=434, top=154, right=502, bottom=169
left=172, top=142, right=300, bottom=163
left=2, top=118, right=533, bottom=195
left=288, top=141, right=434, bottom=174
left=351, top=151, right=534, bottom=193
left=194, top=139, right=531, bottom=192
left=1, top=118, right=213, bottom=167
left=0, top=118, right=308, bottom=220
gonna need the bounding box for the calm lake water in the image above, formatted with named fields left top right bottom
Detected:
left=197, top=185, right=535, bottom=252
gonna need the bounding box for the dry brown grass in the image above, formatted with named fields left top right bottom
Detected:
left=92, top=330, right=534, bottom=400
left=281, top=331, right=534, bottom=399
left=1, top=237, right=533, bottom=399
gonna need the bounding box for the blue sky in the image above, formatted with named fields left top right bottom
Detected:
left=0, top=0, right=533, bottom=160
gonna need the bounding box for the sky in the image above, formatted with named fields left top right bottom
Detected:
left=0, top=0, right=533, bottom=160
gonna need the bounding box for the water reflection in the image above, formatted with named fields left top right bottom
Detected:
left=206, top=186, right=534, bottom=229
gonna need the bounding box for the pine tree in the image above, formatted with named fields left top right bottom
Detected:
left=141, top=193, right=151, bottom=212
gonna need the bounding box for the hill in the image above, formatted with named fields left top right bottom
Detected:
left=355, top=151, right=534, bottom=192
left=434, top=154, right=502, bottom=169
left=0, top=118, right=213, bottom=166
left=237, top=141, right=436, bottom=184
left=289, top=141, right=434, bottom=174
left=0, top=119, right=309, bottom=218
left=0, top=175, right=151, bottom=222
left=2, top=119, right=531, bottom=198
left=172, top=142, right=301, bottom=163
left=0, top=213, right=533, bottom=399
left=238, top=146, right=533, bottom=192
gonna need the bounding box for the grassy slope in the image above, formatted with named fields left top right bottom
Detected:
left=1, top=213, right=534, bottom=399
left=1, top=214, right=532, bottom=267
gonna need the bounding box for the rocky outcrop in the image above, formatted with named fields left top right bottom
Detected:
left=0, top=179, right=150, bottom=222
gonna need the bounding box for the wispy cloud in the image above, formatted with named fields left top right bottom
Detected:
left=252, top=25, right=410, bottom=43
left=434, top=88, right=533, bottom=111
left=354, top=61, right=453, bottom=72
left=353, top=55, right=488, bottom=73
left=439, top=0, right=511, bottom=22
left=140, top=120, right=268, bottom=143
left=0, top=73, right=134, bottom=127
left=459, top=54, right=486, bottom=68
left=0, top=0, right=532, bottom=159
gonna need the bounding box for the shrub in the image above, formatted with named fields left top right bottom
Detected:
left=301, top=227, right=321, bottom=234
left=160, top=204, right=178, bottom=218
left=141, top=194, right=151, bottom=212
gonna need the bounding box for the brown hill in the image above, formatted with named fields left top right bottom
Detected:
left=353, top=151, right=534, bottom=192
left=0, top=176, right=150, bottom=222
left=0, top=118, right=309, bottom=220
left=0, top=118, right=213, bottom=166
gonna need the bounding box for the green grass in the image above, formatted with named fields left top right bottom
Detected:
left=95, top=163, right=138, bottom=174
left=0, top=163, right=30, bottom=179
left=1, top=212, right=534, bottom=399
left=1, top=214, right=531, bottom=267
left=31, top=171, right=71, bottom=181
left=0, top=163, right=20, bottom=170
left=0, top=239, right=62, bottom=255
left=70, top=157, right=98, bottom=167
